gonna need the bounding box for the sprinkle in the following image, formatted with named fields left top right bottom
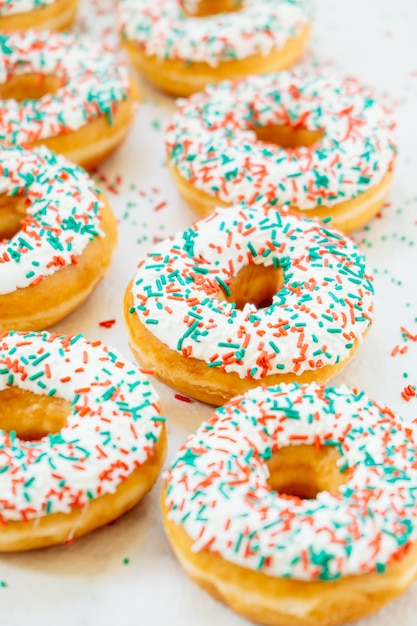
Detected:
left=99, top=319, right=116, bottom=329
left=401, top=385, right=416, bottom=402
left=174, top=393, right=194, bottom=403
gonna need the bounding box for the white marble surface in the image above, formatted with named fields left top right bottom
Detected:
left=3, top=0, right=417, bottom=624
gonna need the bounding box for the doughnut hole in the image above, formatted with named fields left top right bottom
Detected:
left=0, top=73, right=61, bottom=102
left=216, top=263, right=284, bottom=310
left=254, top=125, right=323, bottom=150
left=180, top=0, right=242, bottom=17
left=266, top=444, right=350, bottom=500
left=0, top=194, right=31, bottom=241
left=0, top=387, right=70, bottom=440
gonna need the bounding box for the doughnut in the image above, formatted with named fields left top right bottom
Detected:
left=0, top=144, right=117, bottom=332
left=118, top=0, right=311, bottom=97
left=0, top=30, right=139, bottom=170
left=0, top=0, right=78, bottom=31
left=166, top=70, right=397, bottom=232
left=124, top=203, right=374, bottom=405
left=162, top=382, right=417, bottom=626
left=0, top=330, right=167, bottom=551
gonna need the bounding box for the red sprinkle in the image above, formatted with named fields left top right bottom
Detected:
left=401, top=386, right=416, bottom=402
left=99, top=319, right=116, bottom=328
left=174, top=393, right=194, bottom=403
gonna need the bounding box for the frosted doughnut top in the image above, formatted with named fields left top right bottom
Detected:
left=119, top=0, right=310, bottom=67
left=166, top=70, right=396, bottom=209
left=0, top=144, right=104, bottom=295
left=128, top=204, right=374, bottom=379
left=164, top=382, right=417, bottom=580
left=0, top=30, right=130, bottom=145
left=0, top=0, right=54, bottom=16
left=0, top=331, right=165, bottom=522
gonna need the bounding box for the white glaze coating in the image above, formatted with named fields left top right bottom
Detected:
left=0, top=144, right=103, bottom=295
left=166, top=71, right=396, bottom=209
left=0, top=30, right=130, bottom=144
left=119, top=0, right=310, bottom=67
left=0, top=0, right=54, bottom=16
left=165, top=382, right=417, bottom=580
left=0, top=331, right=165, bottom=522
left=128, top=204, right=374, bottom=379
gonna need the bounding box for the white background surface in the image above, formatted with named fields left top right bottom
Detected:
left=3, top=0, right=417, bottom=624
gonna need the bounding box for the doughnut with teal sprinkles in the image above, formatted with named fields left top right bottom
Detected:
left=166, top=70, right=397, bottom=232
left=118, top=0, right=311, bottom=96
left=0, top=0, right=55, bottom=14
left=0, top=0, right=78, bottom=31
left=124, top=203, right=374, bottom=405
left=0, top=30, right=138, bottom=169
left=162, top=382, right=417, bottom=625
left=0, top=143, right=117, bottom=331
left=0, top=330, right=167, bottom=551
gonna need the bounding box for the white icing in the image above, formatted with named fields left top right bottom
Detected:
left=0, top=30, right=130, bottom=144
left=0, top=144, right=103, bottom=295
left=118, top=0, right=310, bottom=67
left=165, top=382, right=417, bottom=580
left=129, top=204, right=374, bottom=379
left=166, top=71, right=397, bottom=209
left=0, top=0, right=54, bottom=16
left=0, top=331, right=165, bottom=521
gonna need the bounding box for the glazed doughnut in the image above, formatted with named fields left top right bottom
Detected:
left=0, top=144, right=117, bottom=332
left=124, top=203, right=374, bottom=405
left=0, top=0, right=78, bottom=31
left=166, top=70, right=396, bottom=232
left=118, top=0, right=310, bottom=97
left=0, top=330, right=167, bottom=551
left=162, top=382, right=417, bottom=626
left=0, top=30, right=139, bottom=170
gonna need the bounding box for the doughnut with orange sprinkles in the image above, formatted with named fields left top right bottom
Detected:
left=0, top=0, right=79, bottom=31
left=0, top=330, right=167, bottom=551
left=124, top=203, right=374, bottom=405
left=162, top=382, right=417, bottom=626
left=0, top=144, right=117, bottom=332
left=166, top=70, right=397, bottom=232
left=118, top=0, right=311, bottom=96
left=0, top=30, right=139, bottom=170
